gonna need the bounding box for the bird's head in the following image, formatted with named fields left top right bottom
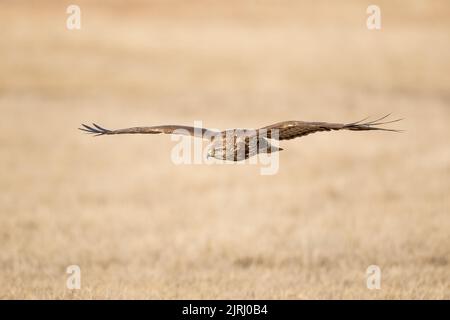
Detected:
left=206, top=143, right=226, bottom=160
left=206, top=146, right=215, bottom=160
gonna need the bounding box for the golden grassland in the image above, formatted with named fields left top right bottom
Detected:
left=0, top=0, right=449, bottom=299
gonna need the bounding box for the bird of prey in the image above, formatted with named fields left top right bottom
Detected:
left=79, top=115, right=401, bottom=161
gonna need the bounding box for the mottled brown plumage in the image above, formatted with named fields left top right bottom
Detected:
left=80, top=115, right=402, bottom=161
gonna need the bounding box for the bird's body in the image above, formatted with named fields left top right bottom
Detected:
left=80, top=115, right=402, bottom=161
left=206, top=129, right=281, bottom=161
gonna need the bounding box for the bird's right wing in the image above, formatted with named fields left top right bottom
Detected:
left=258, top=114, right=402, bottom=140
left=79, top=123, right=219, bottom=139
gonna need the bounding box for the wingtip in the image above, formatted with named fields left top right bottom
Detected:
left=79, top=123, right=111, bottom=136
left=346, top=114, right=403, bottom=132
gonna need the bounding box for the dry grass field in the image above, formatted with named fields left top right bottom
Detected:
left=0, top=0, right=449, bottom=299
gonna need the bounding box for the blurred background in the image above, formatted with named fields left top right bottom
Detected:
left=0, top=0, right=449, bottom=299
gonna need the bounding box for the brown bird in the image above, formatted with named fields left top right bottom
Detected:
left=79, top=114, right=402, bottom=161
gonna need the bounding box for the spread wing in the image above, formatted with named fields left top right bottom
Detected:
left=259, top=114, right=402, bottom=140
left=79, top=123, right=218, bottom=139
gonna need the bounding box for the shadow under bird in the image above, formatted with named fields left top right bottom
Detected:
left=79, top=114, right=402, bottom=161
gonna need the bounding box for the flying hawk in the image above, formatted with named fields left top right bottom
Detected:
left=79, top=114, right=401, bottom=161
